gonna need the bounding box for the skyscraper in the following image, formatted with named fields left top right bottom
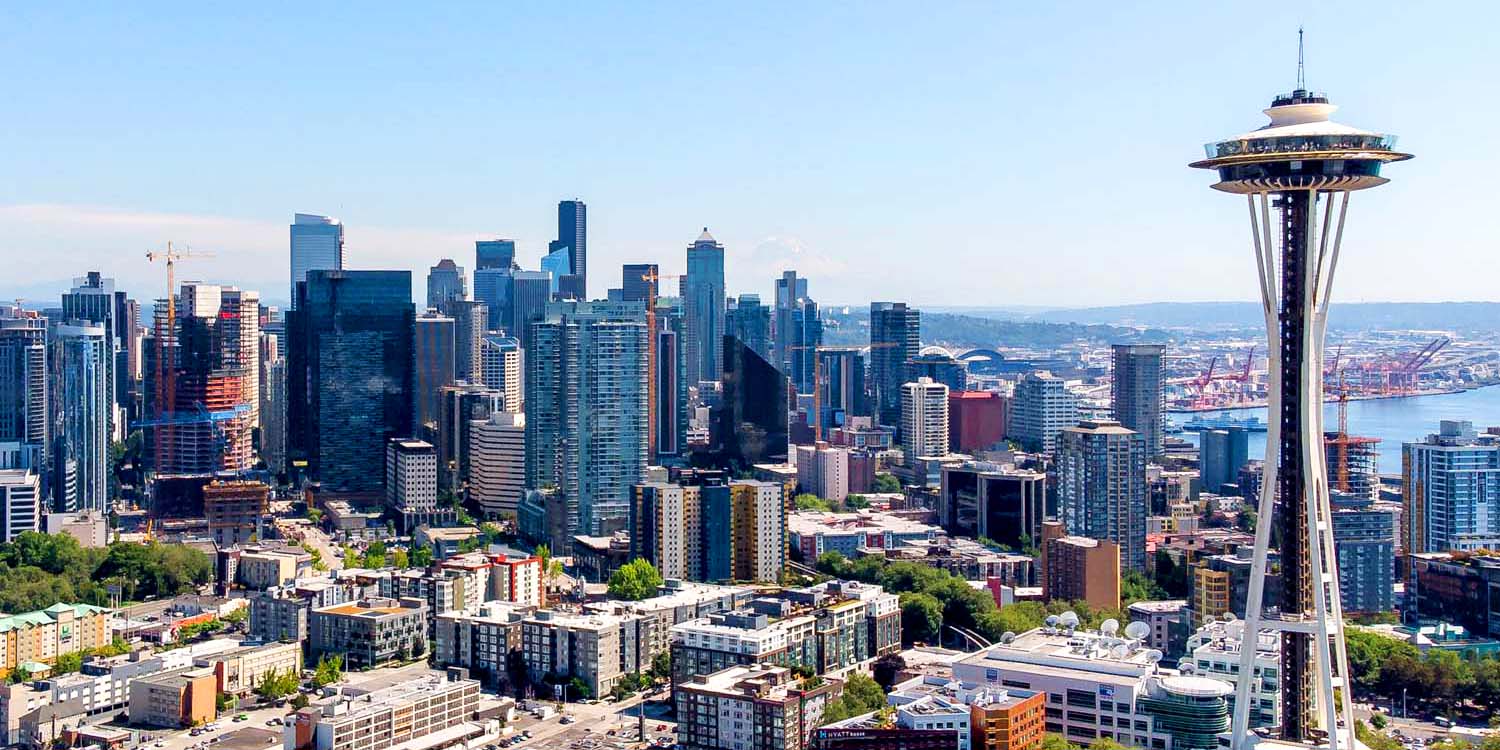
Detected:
left=508, top=271, right=553, bottom=350
left=52, top=322, right=109, bottom=512
left=480, top=333, right=522, bottom=412
left=1056, top=419, right=1147, bottom=573
left=0, top=309, right=47, bottom=471
left=413, top=311, right=457, bottom=440
left=468, top=411, right=526, bottom=518
left=815, top=348, right=865, bottom=433
left=1402, top=421, right=1500, bottom=554
left=525, top=300, right=647, bottom=537
left=785, top=298, right=822, bottom=394
left=772, top=270, right=807, bottom=373
left=1111, top=344, right=1165, bottom=456
left=900, top=377, right=950, bottom=462
left=712, top=335, right=789, bottom=470
left=288, top=270, right=414, bottom=492
left=472, top=268, right=513, bottom=329
left=1010, top=371, right=1078, bottom=454
left=437, top=382, right=503, bottom=494
left=1192, top=68, right=1412, bottom=747
left=475, top=239, right=517, bottom=272
left=1200, top=428, right=1251, bottom=493
left=683, top=229, right=726, bottom=387
left=621, top=263, right=658, bottom=304
left=157, top=283, right=260, bottom=474
left=540, top=246, right=571, bottom=295
left=289, top=213, right=344, bottom=309
left=426, top=259, right=467, bottom=309
left=551, top=200, right=587, bottom=293
left=259, top=332, right=287, bottom=477
left=444, top=300, right=488, bottom=383
left=725, top=294, right=771, bottom=361
left=869, top=302, right=919, bottom=429
left=61, top=272, right=126, bottom=439
left=908, top=350, right=966, bottom=393
left=653, top=301, right=689, bottom=461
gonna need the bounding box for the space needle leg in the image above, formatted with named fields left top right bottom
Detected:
left=1234, top=192, right=1282, bottom=750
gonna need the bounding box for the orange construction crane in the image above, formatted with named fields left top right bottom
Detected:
left=639, top=269, right=685, bottom=456
left=145, top=242, right=212, bottom=473
left=790, top=342, right=899, bottom=442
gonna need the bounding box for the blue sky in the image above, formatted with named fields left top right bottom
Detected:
left=2, top=3, right=1495, bottom=308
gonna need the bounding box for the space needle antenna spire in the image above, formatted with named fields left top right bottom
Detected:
left=1297, top=27, right=1306, bottom=90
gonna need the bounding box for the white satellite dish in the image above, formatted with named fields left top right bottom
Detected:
left=1144, top=649, right=1163, bottom=664
left=1124, top=621, right=1151, bottom=640
left=1059, top=611, right=1080, bottom=629
left=1100, top=619, right=1120, bottom=636
left=1001, top=632, right=1017, bottom=644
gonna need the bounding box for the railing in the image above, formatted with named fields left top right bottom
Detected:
left=1203, top=134, right=1399, bottom=160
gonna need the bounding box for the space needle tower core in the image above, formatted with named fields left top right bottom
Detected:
left=1189, top=35, right=1411, bottom=750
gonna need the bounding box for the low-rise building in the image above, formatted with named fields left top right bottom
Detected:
left=1406, top=552, right=1500, bottom=639
left=126, top=668, right=216, bottom=728
left=43, top=511, right=109, bottom=548
left=1042, top=535, right=1120, bottom=611
left=521, top=609, right=650, bottom=699
left=202, top=480, right=269, bottom=547
left=249, top=573, right=377, bottom=645
left=953, top=625, right=1233, bottom=750
left=413, top=525, right=481, bottom=560
left=1126, top=600, right=1189, bottom=659
left=788, top=510, right=942, bottom=560
left=195, top=641, right=302, bottom=697
left=433, top=602, right=533, bottom=689
left=585, top=579, right=755, bottom=660
left=286, top=670, right=481, bottom=750
left=1184, top=617, right=1279, bottom=729
left=676, top=664, right=838, bottom=750
left=867, top=536, right=1034, bottom=587
left=238, top=545, right=313, bottom=590
left=309, top=598, right=428, bottom=670
left=0, top=604, right=112, bottom=677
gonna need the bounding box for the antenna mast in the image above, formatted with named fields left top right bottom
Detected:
left=1297, top=27, right=1306, bottom=90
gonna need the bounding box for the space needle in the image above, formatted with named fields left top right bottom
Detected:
left=1190, top=34, right=1411, bottom=750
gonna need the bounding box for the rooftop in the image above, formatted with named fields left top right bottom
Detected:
left=322, top=673, right=478, bottom=722
left=788, top=509, right=942, bottom=538
left=315, top=598, right=421, bottom=618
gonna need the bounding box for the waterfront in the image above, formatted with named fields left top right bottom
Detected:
left=1173, top=385, right=1500, bottom=474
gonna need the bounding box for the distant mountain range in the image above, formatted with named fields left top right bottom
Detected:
left=931, top=302, right=1500, bottom=332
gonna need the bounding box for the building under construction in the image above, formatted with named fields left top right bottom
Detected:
left=1324, top=432, right=1380, bottom=500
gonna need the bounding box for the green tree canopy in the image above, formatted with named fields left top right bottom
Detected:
left=794, top=494, right=832, bottom=512
left=900, top=593, right=943, bottom=647
left=608, top=558, right=664, bottom=601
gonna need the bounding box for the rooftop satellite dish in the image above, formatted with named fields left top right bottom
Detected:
left=1100, top=619, right=1120, bottom=636
left=1144, top=649, right=1163, bottom=664
left=1223, top=612, right=1237, bottom=622
left=1179, top=661, right=1196, bottom=675
left=1124, top=621, right=1151, bottom=640
left=1110, top=644, right=1130, bottom=659
left=1001, top=632, right=1017, bottom=644
left=1044, top=615, right=1060, bottom=628
left=1059, top=611, right=1080, bottom=629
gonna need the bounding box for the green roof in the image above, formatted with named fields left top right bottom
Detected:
left=0, top=603, right=111, bottom=633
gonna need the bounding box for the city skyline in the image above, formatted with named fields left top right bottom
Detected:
left=4, top=5, right=1495, bottom=306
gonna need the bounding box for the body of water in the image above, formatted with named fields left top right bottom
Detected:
left=1171, top=385, right=1500, bottom=474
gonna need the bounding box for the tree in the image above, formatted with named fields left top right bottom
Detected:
left=900, top=593, right=943, bottom=647
left=1355, top=721, right=1403, bottom=750
left=342, top=546, right=362, bottom=569
left=217, top=693, right=237, bottom=712
left=1042, top=735, right=1080, bottom=750
left=873, top=474, right=902, bottom=493
left=843, top=494, right=870, bottom=510
left=1371, top=714, right=1388, bottom=730
left=223, top=607, right=248, bottom=625
left=256, top=668, right=298, bottom=702
left=53, top=651, right=83, bottom=675
left=392, top=548, right=410, bottom=569
left=313, top=654, right=343, bottom=687
left=568, top=677, right=592, bottom=701
left=794, top=494, right=832, bottom=512
left=1088, top=739, right=1127, bottom=750
left=1120, top=570, right=1166, bottom=606
left=365, top=541, right=387, bottom=569
left=649, top=651, right=672, bottom=683
left=290, top=694, right=310, bottom=709
left=535, top=544, right=563, bottom=604
left=609, top=559, right=664, bottom=601
left=872, top=653, right=907, bottom=691
left=410, top=544, right=434, bottom=569
left=306, top=508, right=324, bottom=525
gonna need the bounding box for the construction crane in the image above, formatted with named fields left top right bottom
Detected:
left=638, top=269, right=685, bottom=456
left=144, top=242, right=212, bottom=473
left=789, top=342, right=899, bottom=442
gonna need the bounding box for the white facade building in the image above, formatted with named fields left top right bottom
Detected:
left=901, top=377, right=950, bottom=461
left=386, top=439, right=438, bottom=513
left=468, top=412, right=526, bottom=517
left=0, top=469, right=40, bottom=541
left=1011, top=370, right=1079, bottom=454
left=480, top=334, right=522, bottom=413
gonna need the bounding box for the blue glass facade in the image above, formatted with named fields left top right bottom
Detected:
left=1403, top=421, right=1500, bottom=553
left=475, top=239, right=516, bottom=271
left=289, top=270, right=414, bottom=492
left=52, top=323, right=109, bottom=512
left=683, top=231, right=725, bottom=385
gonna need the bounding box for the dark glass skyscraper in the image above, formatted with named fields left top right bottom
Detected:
left=725, top=294, right=771, bottom=361
left=550, top=200, right=587, bottom=294
left=909, top=351, right=967, bottom=393
left=475, top=239, right=516, bottom=272
left=815, top=347, right=866, bottom=431
left=870, top=302, right=920, bottom=428
left=786, top=298, right=822, bottom=394
left=426, top=259, right=467, bottom=309
left=413, top=311, right=456, bottom=441
left=621, top=263, right=658, bottom=304
left=508, top=271, right=552, bottom=350
left=1111, top=344, right=1165, bottom=456
left=712, top=336, right=789, bottom=471
left=288, top=270, right=414, bottom=492
left=0, top=311, right=48, bottom=471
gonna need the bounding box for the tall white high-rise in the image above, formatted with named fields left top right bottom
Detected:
left=469, top=412, right=526, bottom=518
left=480, top=334, right=523, bottom=412
left=901, top=377, right=949, bottom=461
left=289, top=213, right=344, bottom=308
left=1010, top=371, right=1078, bottom=454
left=0, top=469, right=40, bottom=542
